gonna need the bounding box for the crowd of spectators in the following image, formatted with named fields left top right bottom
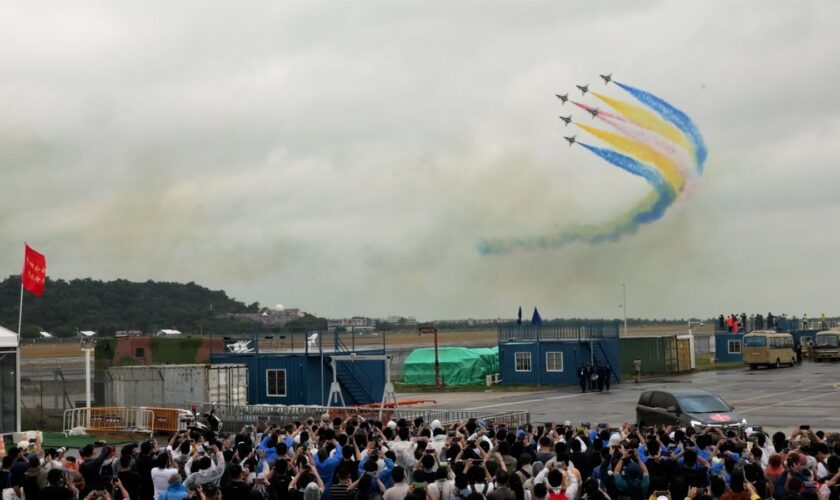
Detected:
left=2, top=416, right=839, bottom=500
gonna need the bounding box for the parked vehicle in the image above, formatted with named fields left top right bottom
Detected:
left=813, top=330, right=840, bottom=361
left=742, top=331, right=796, bottom=369
left=636, top=388, right=746, bottom=432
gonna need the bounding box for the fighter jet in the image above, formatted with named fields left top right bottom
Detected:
left=555, top=93, right=569, bottom=104
left=586, top=107, right=599, bottom=118
left=599, top=73, right=612, bottom=85
left=559, top=115, right=573, bottom=126
left=576, top=84, right=589, bottom=95
left=564, top=135, right=576, bottom=146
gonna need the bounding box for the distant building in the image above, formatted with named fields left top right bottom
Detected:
left=225, top=308, right=305, bottom=326
left=328, top=317, right=376, bottom=332
left=382, top=316, right=418, bottom=328
left=115, top=330, right=144, bottom=337
left=156, top=329, right=182, bottom=336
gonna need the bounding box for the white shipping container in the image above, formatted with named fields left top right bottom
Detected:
left=108, top=364, right=248, bottom=407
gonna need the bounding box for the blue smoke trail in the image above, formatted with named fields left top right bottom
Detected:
left=579, top=143, right=663, bottom=186
left=614, top=81, right=708, bottom=173
left=579, top=141, right=676, bottom=229
left=476, top=144, right=675, bottom=255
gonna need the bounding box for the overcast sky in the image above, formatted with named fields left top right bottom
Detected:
left=2, top=1, right=839, bottom=321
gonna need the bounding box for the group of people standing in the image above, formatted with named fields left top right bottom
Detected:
left=718, top=312, right=779, bottom=333
left=576, top=363, right=612, bottom=393
left=718, top=312, right=831, bottom=333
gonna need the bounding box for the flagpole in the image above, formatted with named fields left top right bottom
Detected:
left=16, top=244, right=26, bottom=432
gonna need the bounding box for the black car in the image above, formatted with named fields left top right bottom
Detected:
left=636, top=388, right=746, bottom=431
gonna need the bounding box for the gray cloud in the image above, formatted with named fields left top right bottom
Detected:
left=2, top=1, right=840, bottom=320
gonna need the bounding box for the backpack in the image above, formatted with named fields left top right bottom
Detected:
left=515, top=468, right=532, bottom=492
left=470, top=483, right=490, bottom=496
left=100, top=457, right=117, bottom=483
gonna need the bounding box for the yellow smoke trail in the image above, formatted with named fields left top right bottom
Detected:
left=576, top=123, right=685, bottom=192
left=592, top=92, right=695, bottom=158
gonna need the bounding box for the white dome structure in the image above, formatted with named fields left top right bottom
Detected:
left=274, top=304, right=285, bottom=312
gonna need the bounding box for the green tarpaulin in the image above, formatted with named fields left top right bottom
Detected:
left=403, top=347, right=499, bottom=385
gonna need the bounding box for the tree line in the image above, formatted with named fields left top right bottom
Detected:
left=0, top=276, right=325, bottom=338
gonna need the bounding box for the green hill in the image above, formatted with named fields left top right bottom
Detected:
left=0, top=276, right=303, bottom=338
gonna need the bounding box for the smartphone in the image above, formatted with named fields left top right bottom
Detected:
left=414, top=482, right=427, bottom=490
left=800, top=425, right=810, bottom=430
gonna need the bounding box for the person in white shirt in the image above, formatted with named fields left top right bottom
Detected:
left=427, top=466, right=455, bottom=500
left=383, top=466, right=410, bottom=500
left=150, top=452, right=181, bottom=499
left=389, top=427, right=418, bottom=480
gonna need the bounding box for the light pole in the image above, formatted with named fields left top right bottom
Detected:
left=80, top=337, right=96, bottom=428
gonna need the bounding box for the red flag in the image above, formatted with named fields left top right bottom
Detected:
left=22, top=244, right=46, bottom=297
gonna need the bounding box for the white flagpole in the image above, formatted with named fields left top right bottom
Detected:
left=16, top=244, right=26, bottom=432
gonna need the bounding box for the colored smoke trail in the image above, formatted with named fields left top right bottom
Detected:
left=573, top=100, right=689, bottom=175
left=571, top=101, right=625, bottom=121
left=477, top=80, right=705, bottom=255
left=614, top=81, right=708, bottom=171
left=576, top=123, right=684, bottom=192
left=591, top=92, right=694, bottom=159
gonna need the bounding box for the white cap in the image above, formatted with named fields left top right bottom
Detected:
left=564, top=420, right=572, bottom=427
left=608, top=434, right=622, bottom=447
left=387, top=421, right=397, bottom=429
left=431, top=419, right=441, bottom=430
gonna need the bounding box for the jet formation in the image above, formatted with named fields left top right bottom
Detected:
left=557, top=73, right=611, bottom=145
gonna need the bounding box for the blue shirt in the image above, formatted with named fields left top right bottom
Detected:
left=314, top=444, right=344, bottom=494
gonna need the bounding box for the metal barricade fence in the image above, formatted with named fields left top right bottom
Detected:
left=63, top=407, right=155, bottom=435
left=187, top=402, right=529, bottom=432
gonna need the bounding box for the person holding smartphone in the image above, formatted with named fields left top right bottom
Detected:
left=39, top=469, right=78, bottom=500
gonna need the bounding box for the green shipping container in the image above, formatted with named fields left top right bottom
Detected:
left=619, top=336, right=678, bottom=376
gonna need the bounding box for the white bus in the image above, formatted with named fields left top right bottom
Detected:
left=743, top=331, right=796, bottom=369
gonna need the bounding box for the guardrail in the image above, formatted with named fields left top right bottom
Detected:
left=63, top=407, right=155, bottom=436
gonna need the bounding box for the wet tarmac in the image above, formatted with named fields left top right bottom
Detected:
left=400, top=360, right=840, bottom=433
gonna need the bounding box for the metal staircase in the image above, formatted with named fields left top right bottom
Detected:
left=593, top=341, right=621, bottom=384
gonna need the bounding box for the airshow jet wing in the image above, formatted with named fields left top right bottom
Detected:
left=564, top=135, right=576, bottom=146
left=555, top=93, right=569, bottom=104
left=599, top=73, right=612, bottom=85
left=587, top=107, right=599, bottom=118
left=559, top=115, right=573, bottom=126
left=576, top=84, right=589, bottom=95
